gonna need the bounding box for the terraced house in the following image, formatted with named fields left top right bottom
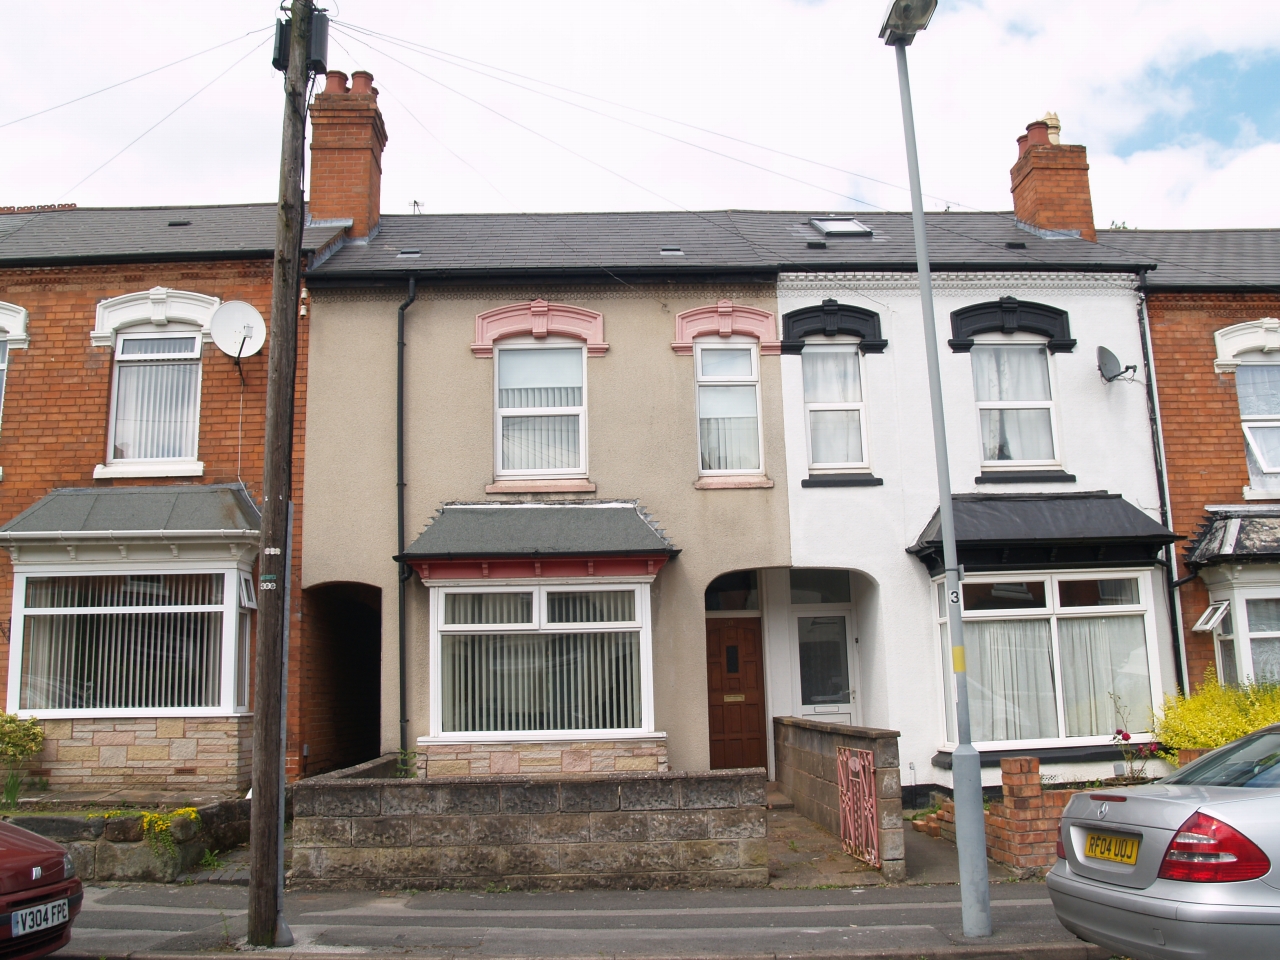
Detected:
left=301, top=83, right=1183, bottom=801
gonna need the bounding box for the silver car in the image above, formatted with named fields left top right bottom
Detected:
left=1047, top=724, right=1280, bottom=960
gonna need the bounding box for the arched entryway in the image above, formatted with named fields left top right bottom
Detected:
left=300, top=582, right=381, bottom=775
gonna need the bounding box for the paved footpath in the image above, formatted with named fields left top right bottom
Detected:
left=56, top=881, right=1112, bottom=960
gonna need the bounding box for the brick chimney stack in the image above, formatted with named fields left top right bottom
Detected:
left=1009, top=113, right=1096, bottom=242
left=308, top=70, right=387, bottom=238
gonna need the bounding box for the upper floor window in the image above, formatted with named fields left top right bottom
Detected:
left=0, top=341, right=9, bottom=431
left=971, top=344, right=1057, bottom=466
left=1235, top=363, right=1280, bottom=484
left=109, top=331, right=202, bottom=464
left=802, top=344, right=867, bottom=470
left=696, top=340, right=761, bottom=474
left=495, top=343, right=586, bottom=478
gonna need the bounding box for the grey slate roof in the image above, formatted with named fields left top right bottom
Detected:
left=0, top=484, right=260, bottom=538
left=1185, top=506, right=1280, bottom=570
left=309, top=210, right=1154, bottom=279
left=401, top=501, right=677, bottom=559
left=0, top=204, right=346, bottom=267
left=1096, top=228, right=1280, bottom=291
left=911, top=492, right=1176, bottom=551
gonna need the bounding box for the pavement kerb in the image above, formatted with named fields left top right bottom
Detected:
left=54, top=944, right=1113, bottom=960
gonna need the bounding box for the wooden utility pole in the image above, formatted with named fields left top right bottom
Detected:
left=248, top=0, right=311, bottom=946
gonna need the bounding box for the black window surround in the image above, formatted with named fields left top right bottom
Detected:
left=781, top=300, right=888, bottom=354
left=948, top=296, right=1076, bottom=353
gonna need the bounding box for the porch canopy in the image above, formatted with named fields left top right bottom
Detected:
left=398, top=500, right=679, bottom=581
left=908, top=492, right=1177, bottom=575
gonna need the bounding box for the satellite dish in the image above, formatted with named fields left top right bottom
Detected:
left=210, top=301, right=266, bottom=359
left=1097, top=345, right=1136, bottom=383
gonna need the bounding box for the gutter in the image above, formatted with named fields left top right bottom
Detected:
left=1135, top=268, right=1189, bottom=694
left=396, top=277, right=418, bottom=759
left=0, top=529, right=259, bottom=541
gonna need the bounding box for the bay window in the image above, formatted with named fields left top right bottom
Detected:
left=971, top=344, right=1058, bottom=466
left=108, top=331, right=202, bottom=466
left=9, top=568, right=254, bottom=717
left=802, top=345, right=868, bottom=470
left=495, top=344, right=586, bottom=477
left=696, top=340, right=762, bottom=473
left=936, top=572, right=1159, bottom=747
left=1194, top=589, right=1280, bottom=686
left=430, top=583, right=653, bottom=738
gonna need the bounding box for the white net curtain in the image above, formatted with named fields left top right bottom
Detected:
left=971, top=345, right=1054, bottom=462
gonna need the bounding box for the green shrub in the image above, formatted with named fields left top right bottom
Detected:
left=1153, top=675, right=1280, bottom=752
left=0, top=714, right=44, bottom=808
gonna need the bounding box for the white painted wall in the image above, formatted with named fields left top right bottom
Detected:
left=776, top=271, right=1173, bottom=789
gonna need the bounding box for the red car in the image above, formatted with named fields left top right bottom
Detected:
left=0, top=822, right=82, bottom=960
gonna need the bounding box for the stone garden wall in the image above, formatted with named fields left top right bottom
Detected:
left=772, top=716, right=905, bottom=881
left=291, top=766, right=767, bottom=890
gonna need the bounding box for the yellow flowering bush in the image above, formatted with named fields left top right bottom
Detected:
left=1153, top=675, right=1280, bottom=753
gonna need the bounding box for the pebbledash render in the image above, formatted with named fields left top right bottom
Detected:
left=299, top=86, right=1196, bottom=800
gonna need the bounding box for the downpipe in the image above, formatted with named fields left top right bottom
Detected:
left=396, top=276, right=418, bottom=757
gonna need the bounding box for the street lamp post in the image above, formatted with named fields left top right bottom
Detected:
left=880, top=0, right=992, bottom=938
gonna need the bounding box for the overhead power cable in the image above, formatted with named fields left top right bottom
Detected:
left=0, top=25, right=274, bottom=130
left=55, top=37, right=271, bottom=202
left=335, top=19, right=1279, bottom=293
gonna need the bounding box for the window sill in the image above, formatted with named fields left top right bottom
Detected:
left=802, top=473, right=883, bottom=487
left=1243, top=486, right=1280, bottom=501
left=975, top=469, right=1075, bottom=484
left=694, top=475, right=774, bottom=490
left=94, top=460, right=204, bottom=479
left=485, top=478, right=596, bottom=494
left=15, top=709, right=250, bottom=720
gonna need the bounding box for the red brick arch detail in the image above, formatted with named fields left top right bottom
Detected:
left=471, top=299, right=608, bottom=357
left=672, top=300, right=780, bottom=355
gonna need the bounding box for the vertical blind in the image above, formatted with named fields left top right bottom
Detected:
left=971, top=346, right=1054, bottom=462
left=20, top=573, right=224, bottom=711
left=441, top=631, right=641, bottom=732
left=498, top=347, right=583, bottom=471
left=445, top=592, right=534, bottom=625
left=546, top=590, right=635, bottom=623
left=113, top=337, right=200, bottom=460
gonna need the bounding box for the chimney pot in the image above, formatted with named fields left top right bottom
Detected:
left=324, top=71, right=349, bottom=94
left=350, top=71, right=375, bottom=95
left=1016, top=133, right=1030, bottom=159
left=1025, top=120, right=1051, bottom=147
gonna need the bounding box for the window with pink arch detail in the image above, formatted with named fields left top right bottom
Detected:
left=672, top=300, right=780, bottom=355
left=471, top=299, right=609, bottom=357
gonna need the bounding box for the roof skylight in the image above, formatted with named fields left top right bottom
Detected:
left=810, top=217, right=873, bottom=237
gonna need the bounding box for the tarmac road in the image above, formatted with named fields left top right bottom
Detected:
left=56, top=881, right=1109, bottom=960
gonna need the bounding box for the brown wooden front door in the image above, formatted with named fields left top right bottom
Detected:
left=706, top=617, right=767, bottom=769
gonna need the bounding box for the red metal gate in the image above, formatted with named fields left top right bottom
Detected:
left=837, top=746, right=880, bottom=867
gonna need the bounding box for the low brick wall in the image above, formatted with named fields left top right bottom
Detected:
left=772, top=716, right=904, bottom=881
left=937, top=757, right=1086, bottom=878
left=5, top=798, right=250, bottom=882
left=420, top=737, right=668, bottom=777
left=291, top=767, right=767, bottom=890
left=33, top=717, right=253, bottom=790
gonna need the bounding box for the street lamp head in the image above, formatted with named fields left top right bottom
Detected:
left=879, top=0, right=937, bottom=45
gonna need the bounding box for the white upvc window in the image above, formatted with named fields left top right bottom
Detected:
left=1235, top=363, right=1280, bottom=487
left=494, top=342, right=587, bottom=478
left=427, top=581, right=654, bottom=741
left=802, top=344, right=869, bottom=470
left=7, top=567, right=253, bottom=718
left=696, top=338, right=763, bottom=474
left=971, top=343, right=1060, bottom=468
left=106, top=330, right=202, bottom=468
left=935, top=570, right=1161, bottom=750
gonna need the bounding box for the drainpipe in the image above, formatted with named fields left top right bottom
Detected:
left=397, top=276, right=418, bottom=757
left=1135, top=269, right=1188, bottom=693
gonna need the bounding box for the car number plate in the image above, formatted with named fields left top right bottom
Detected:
left=10, top=899, right=68, bottom=938
left=1085, top=833, right=1139, bottom=864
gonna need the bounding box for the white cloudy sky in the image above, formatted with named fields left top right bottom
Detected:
left=2, top=1, right=1279, bottom=228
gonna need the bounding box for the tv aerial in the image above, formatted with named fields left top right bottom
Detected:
left=1097, top=346, right=1137, bottom=383
left=210, top=302, right=267, bottom=379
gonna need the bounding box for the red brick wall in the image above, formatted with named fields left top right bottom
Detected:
left=308, top=71, right=386, bottom=239
left=1147, top=291, right=1280, bottom=690
left=0, top=258, right=312, bottom=780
